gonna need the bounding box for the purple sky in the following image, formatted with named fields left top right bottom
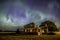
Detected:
left=0, top=0, right=60, bottom=30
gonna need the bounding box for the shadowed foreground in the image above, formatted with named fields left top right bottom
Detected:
left=0, top=35, right=60, bottom=40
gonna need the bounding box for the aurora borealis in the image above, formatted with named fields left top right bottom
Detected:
left=0, top=0, right=60, bottom=30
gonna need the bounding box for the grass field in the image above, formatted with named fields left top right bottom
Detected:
left=0, top=32, right=60, bottom=40
left=0, top=35, right=60, bottom=40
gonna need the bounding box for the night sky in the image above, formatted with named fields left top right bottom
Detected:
left=0, top=0, right=60, bottom=30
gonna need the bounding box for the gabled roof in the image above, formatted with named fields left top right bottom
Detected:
left=24, top=22, right=35, bottom=28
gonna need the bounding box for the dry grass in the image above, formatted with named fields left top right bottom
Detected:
left=0, top=35, right=60, bottom=40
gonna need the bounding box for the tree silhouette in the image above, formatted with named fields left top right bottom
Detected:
left=16, top=29, right=20, bottom=34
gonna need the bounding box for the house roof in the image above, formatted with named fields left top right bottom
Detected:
left=24, top=22, right=35, bottom=28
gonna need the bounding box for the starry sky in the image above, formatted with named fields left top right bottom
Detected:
left=0, top=0, right=60, bottom=30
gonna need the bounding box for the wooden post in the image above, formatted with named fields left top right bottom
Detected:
left=37, top=28, right=42, bottom=36
left=25, top=29, right=27, bottom=32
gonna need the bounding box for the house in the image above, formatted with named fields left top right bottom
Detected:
left=40, top=24, right=48, bottom=33
left=23, top=22, right=43, bottom=35
left=39, top=20, right=58, bottom=34
left=20, top=20, right=57, bottom=35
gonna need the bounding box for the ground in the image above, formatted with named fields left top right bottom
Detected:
left=0, top=35, right=60, bottom=40
left=0, top=32, right=60, bottom=40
